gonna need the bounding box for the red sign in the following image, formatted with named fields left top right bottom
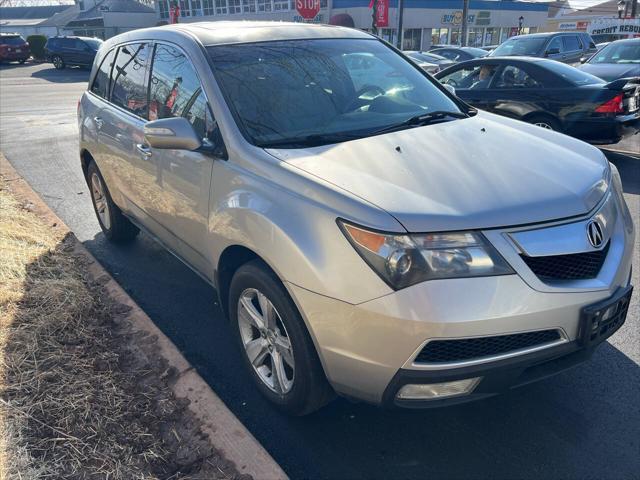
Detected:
left=296, top=0, right=320, bottom=20
left=375, top=0, right=388, bottom=27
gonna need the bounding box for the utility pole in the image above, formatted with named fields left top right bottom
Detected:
left=461, top=0, right=469, bottom=47
left=396, top=0, right=404, bottom=49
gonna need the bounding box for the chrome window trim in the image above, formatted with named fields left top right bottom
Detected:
left=407, top=328, right=569, bottom=371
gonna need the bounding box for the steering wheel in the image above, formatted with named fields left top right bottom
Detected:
left=446, top=78, right=459, bottom=88
left=345, top=85, right=386, bottom=112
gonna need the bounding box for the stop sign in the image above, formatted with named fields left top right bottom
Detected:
left=296, top=0, right=320, bottom=19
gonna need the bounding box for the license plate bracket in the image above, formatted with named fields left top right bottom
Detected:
left=579, top=285, right=633, bottom=347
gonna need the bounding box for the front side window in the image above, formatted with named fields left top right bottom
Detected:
left=208, top=38, right=462, bottom=148
left=546, top=36, right=563, bottom=54
left=110, top=43, right=150, bottom=118
left=439, top=64, right=498, bottom=90
left=149, top=44, right=203, bottom=121
left=91, top=48, right=116, bottom=98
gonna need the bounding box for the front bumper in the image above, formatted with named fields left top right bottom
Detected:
left=286, top=188, right=634, bottom=407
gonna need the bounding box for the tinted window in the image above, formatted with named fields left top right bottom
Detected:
left=543, top=60, right=605, bottom=85
left=563, top=35, right=581, bottom=52
left=111, top=43, right=150, bottom=118
left=589, top=41, right=640, bottom=64
left=149, top=44, right=203, bottom=121
left=208, top=39, right=462, bottom=148
left=491, top=36, right=547, bottom=56
left=60, top=38, right=74, bottom=48
left=494, top=65, right=541, bottom=88
left=547, top=36, right=564, bottom=53
left=45, top=38, right=58, bottom=48
left=438, top=64, right=498, bottom=89
left=91, top=48, right=116, bottom=99
left=432, top=49, right=463, bottom=61
left=0, top=36, right=25, bottom=46
left=83, top=38, right=102, bottom=50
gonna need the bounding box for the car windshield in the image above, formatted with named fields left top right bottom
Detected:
left=83, top=38, right=103, bottom=50
left=407, top=51, right=446, bottom=63
left=0, top=36, right=25, bottom=46
left=589, top=42, right=640, bottom=64
left=207, top=39, right=463, bottom=148
left=543, top=60, right=605, bottom=85
left=491, top=37, right=547, bottom=56
left=463, top=47, right=489, bottom=58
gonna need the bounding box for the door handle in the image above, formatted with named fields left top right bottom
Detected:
left=136, top=143, right=152, bottom=158
left=93, top=116, right=103, bottom=129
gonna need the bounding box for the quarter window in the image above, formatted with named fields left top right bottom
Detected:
left=91, top=48, right=116, bottom=99
left=110, top=43, right=150, bottom=118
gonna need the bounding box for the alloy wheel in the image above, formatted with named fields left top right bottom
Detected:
left=534, top=122, right=553, bottom=130
left=90, top=173, right=111, bottom=230
left=237, top=288, right=295, bottom=394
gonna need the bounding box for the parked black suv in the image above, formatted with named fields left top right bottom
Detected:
left=44, top=36, right=103, bottom=69
left=490, top=32, right=597, bottom=65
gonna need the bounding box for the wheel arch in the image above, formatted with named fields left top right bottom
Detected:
left=521, top=111, right=563, bottom=131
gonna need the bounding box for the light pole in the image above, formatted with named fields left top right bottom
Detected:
left=461, top=0, right=469, bottom=47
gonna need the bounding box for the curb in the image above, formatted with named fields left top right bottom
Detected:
left=0, top=154, right=288, bottom=480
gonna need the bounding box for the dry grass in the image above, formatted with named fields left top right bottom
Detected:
left=0, top=175, right=244, bottom=480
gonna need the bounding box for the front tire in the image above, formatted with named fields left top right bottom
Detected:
left=87, top=161, right=139, bottom=243
left=52, top=55, right=64, bottom=69
left=229, top=260, right=334, bottom=415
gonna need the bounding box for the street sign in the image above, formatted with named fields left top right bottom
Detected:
left=296, top=0, right=320, bottom=20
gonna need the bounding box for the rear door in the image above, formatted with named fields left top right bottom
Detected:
left=146, top=42, right=222, bottom=277
left=562, top=35, right=583, bottom=65
left=486, top=63, right=549, bottom=119
left=95, top=42, right=162, bottom=231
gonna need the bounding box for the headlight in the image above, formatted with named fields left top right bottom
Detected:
left=339, top=221, right=514, bottom=290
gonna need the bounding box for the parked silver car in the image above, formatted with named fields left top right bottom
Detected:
left=79, top=22, right=634, bottom=415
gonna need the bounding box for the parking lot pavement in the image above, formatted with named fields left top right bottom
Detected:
left=2, top=62, right=639, bottom=480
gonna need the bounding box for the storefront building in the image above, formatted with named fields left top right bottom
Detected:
left=153, top=0, right=549, bottom=49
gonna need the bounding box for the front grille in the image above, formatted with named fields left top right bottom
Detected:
left=521, top=242, right=609, bottom=281
left=415, top=329, right=562, bottom=364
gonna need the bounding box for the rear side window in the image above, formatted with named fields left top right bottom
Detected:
left=563, top=35, right=581, bottom=52
left=148, top=44, right=202, bottom=121
left=91, top=48, right=116, bottom=99
left=110, top=43, right=150, bottom=118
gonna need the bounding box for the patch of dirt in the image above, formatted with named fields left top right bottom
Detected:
left=0, top=174, right=250, bottom=479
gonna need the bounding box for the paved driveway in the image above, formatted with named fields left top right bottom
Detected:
left=1, top=62, right=638, bottom=480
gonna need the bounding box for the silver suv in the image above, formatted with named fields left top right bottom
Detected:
left=79, top=22, right=634, bottom=415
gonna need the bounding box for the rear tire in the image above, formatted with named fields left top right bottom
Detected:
left=527, top=114, right=562, bottom=132
left=52, top=55, right=64, bottom=70
left=87, top=161, right=139, bottom=243
left=18, top=59, right=25, bottom=64
left=229, top=260, right=334, bottom=415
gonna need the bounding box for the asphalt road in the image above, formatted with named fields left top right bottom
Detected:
left=1, top=62, right=639, bottom=480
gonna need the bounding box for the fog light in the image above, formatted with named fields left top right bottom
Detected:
left=396, top=377, right=481, bottom=400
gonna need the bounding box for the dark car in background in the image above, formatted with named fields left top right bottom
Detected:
left=579, top=38, right=640, bottom=82
left=0, top=33, right=30, bottom=64
left=490, top=32, right=597, bottom=65
left=404, top=51, right=454, bottom=73
left=435, top=57, right=639, bottom=145
left=430, top=46, right=488, bottom=63
left=44, top=36, right=103, bottom=69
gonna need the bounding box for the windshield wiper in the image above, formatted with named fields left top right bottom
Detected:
left=371, top=110, right=469, bottom=136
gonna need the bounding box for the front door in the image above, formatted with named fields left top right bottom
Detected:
left=146, top=43, right=221, bottom=278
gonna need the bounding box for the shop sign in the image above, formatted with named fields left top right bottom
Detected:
left=441, top=11, right=475, bottom=26
left=588, top=18, right=640, bottom=36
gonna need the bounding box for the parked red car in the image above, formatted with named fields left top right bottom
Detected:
left=0, top=33, right=30, bottom=64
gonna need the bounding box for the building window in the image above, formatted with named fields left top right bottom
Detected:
left=320, top=0, right=327, bottom=7
left=257, top=0, right=271, bottom=12
left=203, top=0, right=214, bottom=14
left=243, top=0, right=256, bottom=12
left=431, top=28, right=448, bottom=46
left=229, top=0, right=242, bottom=13
left=402, top=28, right=421, bottom=51
left=191, top=0, right=203, bottom=15
left=379, top=28, right=396, bottom=45
left=215, top=0, right=228, bottom=14
left=450, top=28, right=461, bottom=46
left=273, top=0, right=288, bottom=10
left=179, top=0, right=191, bottom=16
left=484, top=27, right=499, bottom=46
left=158, top=0, right=170, bottom=19
left=467, top=27, right=484, bottom=47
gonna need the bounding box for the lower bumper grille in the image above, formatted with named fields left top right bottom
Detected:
left=521, top=242, right=609, bottom=281
left=415, top=329, right=562, bottom=364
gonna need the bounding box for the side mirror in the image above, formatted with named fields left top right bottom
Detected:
left=443, top=84, right=456, bottom=96
left=545, top=47, right=560, bottom=56
left=580, top=56, right=588, bottom=64
left=144, top=117, right=201, bottom=151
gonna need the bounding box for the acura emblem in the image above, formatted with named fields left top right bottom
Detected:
left=587, top=220, right=604, bottom=248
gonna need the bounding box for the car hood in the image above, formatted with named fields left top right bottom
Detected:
left=579, top=63, right=640, bottom=82
left=266, top=112, right=609, bottom=233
